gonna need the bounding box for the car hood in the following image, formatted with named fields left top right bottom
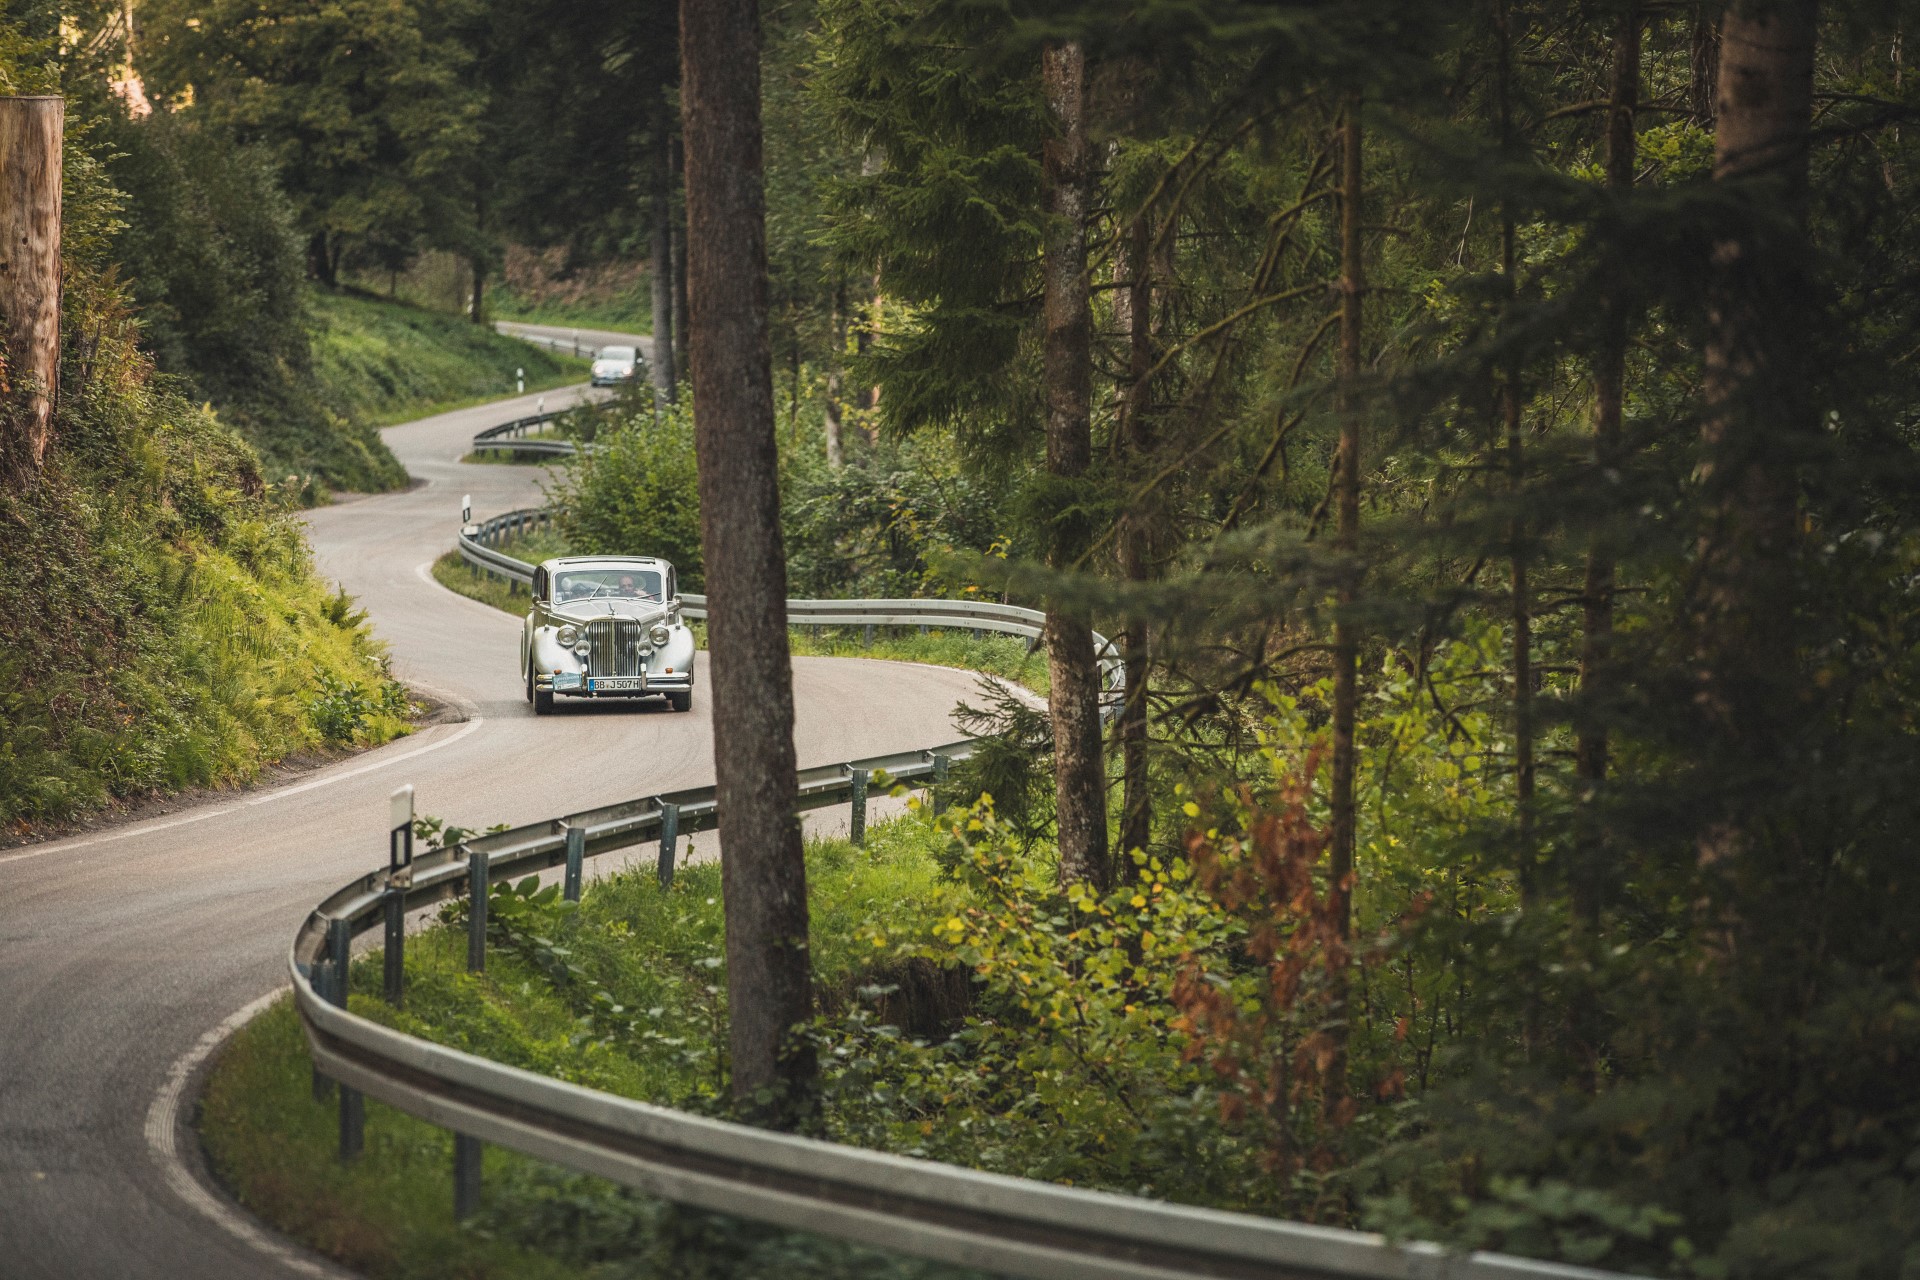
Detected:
left=549, top=599, right=674, bottom=627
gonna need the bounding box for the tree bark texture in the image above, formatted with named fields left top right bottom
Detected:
left=1577, top=5, right=1639, bottom=794
left=469, top=254, right=485, bottom=324
left=824, top=279, right=846, bottom=468
left=650, top=106, right=678, bottom=399
left=1116, top=209, right=1155, bottom=868
left=1040, top=40, right=1110, bottom=893
left=0, top=96, right=61, bottom=479
left=678, top=0, right=815, bottom=1126
left=1325, top=92, right=1364, bottom=1123
left=671, top=131, right=691, bottom=389
left=1697, top=0, right=1816, bottom=804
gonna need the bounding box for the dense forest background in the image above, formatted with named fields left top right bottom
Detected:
left=4, top=0, right=1918, bottom=1275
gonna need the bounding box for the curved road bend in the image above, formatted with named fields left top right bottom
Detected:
left=0, top=334, right=982, bottom=1278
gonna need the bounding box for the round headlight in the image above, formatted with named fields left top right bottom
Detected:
left=556, top=624, right=579, bottom=647
left=649, top=623, right=671, bottom=647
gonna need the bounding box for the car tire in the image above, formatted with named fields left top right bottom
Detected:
left=669, top=691, right=692, bottom=713
left=529, top=663, right=555, bottom=716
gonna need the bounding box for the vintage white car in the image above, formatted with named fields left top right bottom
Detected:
left=521, top=556, right=696, bottom=715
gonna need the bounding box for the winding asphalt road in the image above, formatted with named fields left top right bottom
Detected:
left=0, top=327, right=981, bottom=1278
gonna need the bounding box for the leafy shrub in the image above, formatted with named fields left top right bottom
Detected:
left=548, top=387, right=705, bottom=586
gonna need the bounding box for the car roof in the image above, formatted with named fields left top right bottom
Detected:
left=540, top=556, right=672, bottom=572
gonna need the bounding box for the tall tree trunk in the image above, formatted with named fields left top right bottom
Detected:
left=1326, top=90, right=1365, bottom=1124
left=1697, top=0, right=1817, bottom=871
left=678, top=0, right=814, bottom=1127
left=650, top=107, right=678, bottom=400
left=1575, top=4, right=1640, bottom=919
left=469, top=254, right=485, bottom=324
left=1692, top=9, right=1723, bottom=127
left=824, top=278, right=846, bottom=468
left=0, top=96, right=61, bottom=480
left=671, top=131, right=691, bottom=388
left=1040, top=40, right=1109, bottom=893
left=1116, top=209, right=1155, bottom=868
left=1495, top=2, right=1535, bottom=894
left=308, top=230, right=336, bottom=287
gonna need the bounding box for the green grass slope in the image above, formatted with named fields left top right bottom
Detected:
left=311, top=291, right=586, bottom=428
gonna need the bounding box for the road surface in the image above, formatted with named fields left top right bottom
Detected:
left=0, top=331, right=978, bottom=1278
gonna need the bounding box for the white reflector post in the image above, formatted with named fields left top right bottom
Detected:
left=390, top=784, right=415, bottom=833
left=461, top=494, right=472, bottom=525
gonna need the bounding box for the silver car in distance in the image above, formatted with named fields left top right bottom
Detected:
left=521, top=556, right=696, bottom=715
left=589, top=344, right=639, bottom=386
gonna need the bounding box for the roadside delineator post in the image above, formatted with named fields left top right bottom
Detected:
left=657, top=803, right=679, bottom=887
left=849, top=767, right=867, bottom=847
left=384, top=786, right=414, bottom=1007
left=466, top=844, right=488, bottom=974
left=563, top=824, right=585, bottom=902
left=327, top=917, right=364, bottom=1161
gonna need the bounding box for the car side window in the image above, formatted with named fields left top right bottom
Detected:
left=532, top=567, right=548, bottom=603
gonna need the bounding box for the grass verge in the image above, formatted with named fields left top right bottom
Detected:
left=200, top=824, right=984, bottom=1280
left=428, top=551, right=1048, bottom=697
left=311, top=291, right=587, bottom=428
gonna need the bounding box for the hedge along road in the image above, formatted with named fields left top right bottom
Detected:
left=0, top=325, right=989, bottom=1280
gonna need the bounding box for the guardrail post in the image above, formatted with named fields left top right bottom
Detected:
left=454, top=1133, right=482, bottom=1219
left=863, top=623, right=873, bottom=648
left=466, top=845, right=488, bottom=973
left=325, top=918, right=364, bottom=1161
left=933, top=753, right=951, bottom=784
left=309, top=960, right=335, bottom=1101
left=563, top=824, right=585, bottom=902
left=657, top=803, right=679, bottom=887
left=849, top=767, right=867, bottom=847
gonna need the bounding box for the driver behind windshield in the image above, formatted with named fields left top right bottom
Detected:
left=556, top=570, right=662, bottom=602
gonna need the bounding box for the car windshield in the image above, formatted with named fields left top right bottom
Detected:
left=598, top=346, right=636, bottom=362
left=553, top=568, right=663, bottom=603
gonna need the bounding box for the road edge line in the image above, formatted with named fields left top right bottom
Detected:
left=145, top=989, right=355, bottom=1280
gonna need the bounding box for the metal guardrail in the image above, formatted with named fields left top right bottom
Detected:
left=283, top=449, right=1630, bottom=1280
left=469, top=410, right=585, bottom=459
left=454, top=504, right=1128, bottom=706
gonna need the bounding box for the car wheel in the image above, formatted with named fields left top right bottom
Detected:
left=523, top=657, right=533, bottom=704
left=530, top=664, right=555, bottom=716
left=669, top=691, right=692, bottom=713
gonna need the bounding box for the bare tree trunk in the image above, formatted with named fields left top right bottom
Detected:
left=1116, top=209, right=1154, bottom=868
left=1696, top=0, right=1818, bottom=877
left=1575, top=5, right=1640, bottom=920
left=678, top=0, right=814, bottom=1127
left=1692, top=9, right=1723, bottom=127
left=1325, top=90, right=1364, bottom=1124
left=1040, top=40, right=1109, bottom=893
left=469, top=254, right=485, bottom=324
left=671, top=131, right=691, bottom=389
left=1495, top=2, right=1535, bottom=893
left=650, top=106, right=678, bottom=400
left=824, top=279, right=846, bottom=468
left=0, top=96, right=62, bottom=480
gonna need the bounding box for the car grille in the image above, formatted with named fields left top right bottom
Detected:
left=585, top=618, right=647, bottom=678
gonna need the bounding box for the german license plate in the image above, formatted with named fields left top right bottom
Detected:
left=589, top=677, right=644, bottom=692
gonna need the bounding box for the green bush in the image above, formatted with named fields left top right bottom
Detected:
left=548, top=387, right=705, bottom=586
